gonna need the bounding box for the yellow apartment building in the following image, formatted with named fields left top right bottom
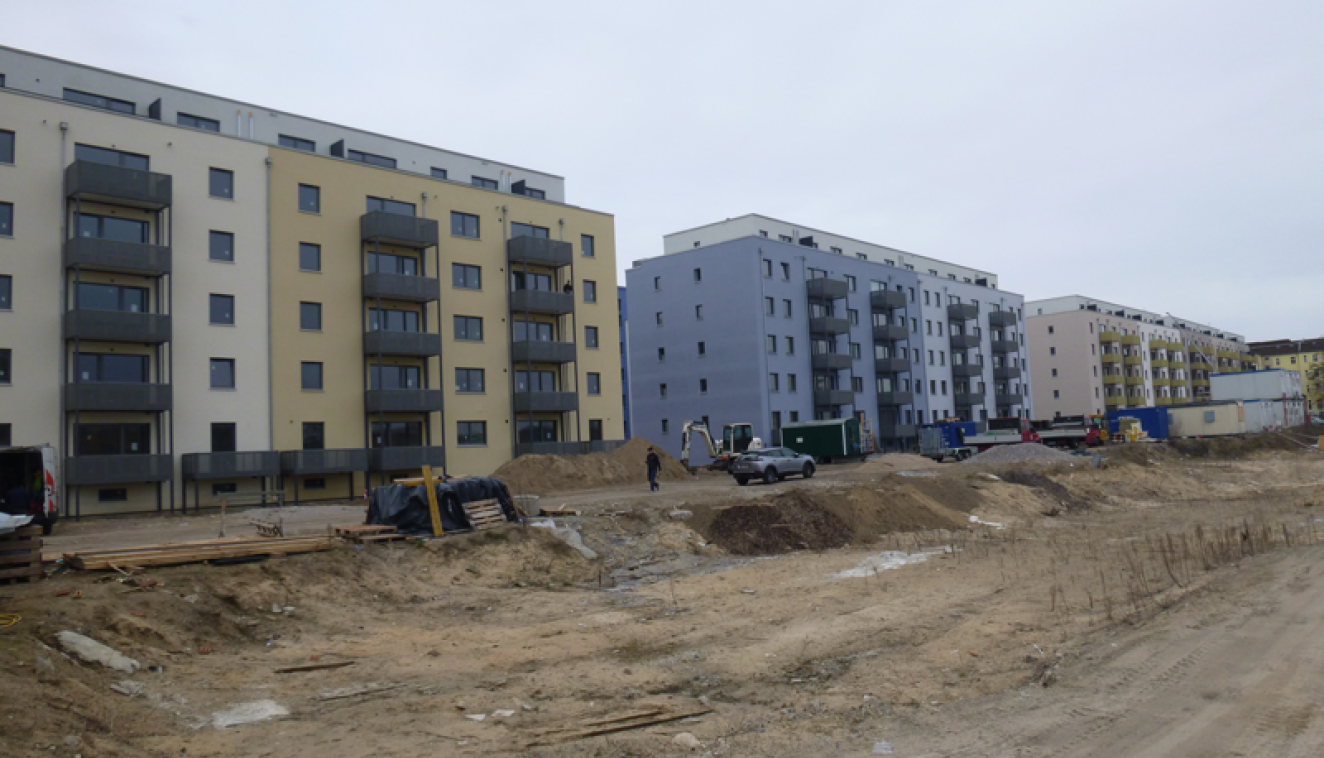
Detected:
left=1248, top=338, right=1324, bottom=413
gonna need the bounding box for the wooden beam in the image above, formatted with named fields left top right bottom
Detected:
left=421, top=465, right=444, bottom=538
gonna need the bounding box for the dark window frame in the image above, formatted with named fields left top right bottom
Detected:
left=74, top=144, right=148, bottom=170
left=300, top=301, right=322, bottom=331
left=347, top=149, right=397, bottom=169
left=455, top=367, right=486, bottom=394
left=430, top=167, right=448, bottom=179
left=0, top=348, right=10, bottom=384
left=451, top=263, right=481, bottom=290
left=298, top=184, right=321, bottom=213
left=457, top=421, right=487, bottom=447
left=299, top=242, right=322, bottom=272
left=209, top=168, right=234, bottom=199
left=587, top=372, right=601, bottom=395
left=471, top=176, right=498, bottom=190
left=366, top=196, right=415, bottom=216
left=0, top=129, right=13, bottom=164
left=76, top=423, right=150, bottom=456
left=63, top=88, right=134, bottom=114
left=0, top=274, right=11, bottom=310
left=209, top=294, right=235, bottom=325
left=177, top=113, right=220, bottom=132
left=453, top=315, right=483, bottom=341
left=369, top=364, right=421, bottom=390
left=210, top=358, right=235, bottom=389
left=451, top=211, right=480, bottom=238
left=585, top=326, right=599, bottom=349
left=583, top=280, right=597, bottom=303
left=581, top=234, right=595, bottom=257
left=211, top=422, right=237, bottom=453
left=0, top=202, right=10, bottom=236
left=301, top=361, right=324, bottom=391
left=75, top=352, right=149, bottom=383
left=302, top=422, right=325, bottom=451
left=209, top=231, right=235, bottom=262
left=279, top=134, right=316, bottom=152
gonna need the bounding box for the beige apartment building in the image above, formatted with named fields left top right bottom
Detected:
left=0, top=46, right=621, bottom=518
left=1026, top=296, right=1253, bottom=419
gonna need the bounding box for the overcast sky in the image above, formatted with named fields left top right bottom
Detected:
left=6, top=1, right=1320, bottom=341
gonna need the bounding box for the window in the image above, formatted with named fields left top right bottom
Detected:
left=371, top=421, right=422, bottom=448
left=301, top=362, right=323, bottom=390
left=767, top=335, right=777, bottom=353
left=658, top=347, right=666, bottom=361
left=367, top=251, right=418, bottom=276
left=788, top=374, right=798, bottom=392
left=455, top=368, right=485, bottom=393
left=660, top=383, right=668, bottom=397
left=699, top=378, right=708, bottom=394
left=0, top=275, right=9, bottom=309
left=0, top=130, right=13, bottom=163
left=848, top=309, right=859, bottom=325
left=75, top=423, right=151, bottom=456
left=299, top=243, right=321, bottom=272
left=0, top=348, right=9, bottom=383
left=452, top=263, right=481, bottom=289
left=454, top=316, right=483, bottom=341
left=209, top=294, right=235, bottom=325
left=1051, top=368, right=1058, bottom=377
left=75, top=144, right=148, bottom=170
left=471, top=176, right=498, bottom=190
left=584, top=280, right=597, bottom=303
left=765, top=297, right=775, bottom=316
left=653, top=276, right=662, bottom=291
left=781, top=262, right=791, bottom=280
left=64, top=88, right=134, bottom=114
left=697, top=342, right=706, bottom=356
left=302, top=422, right=325, bottom=450
left=515, top=370, right=556, bottom=392
left=1048, top=325, right=1055, bottom=334
left=211, top=423, right=237, bottom=453
left=298, top=184, right=320, bottom=213
left=304, top=478, right=327, bottom=490
left=589, top=420, right=603, bottom=442
left=587, top=373, right=601, bottom=395
left=512, top=320, right=553, bottom=341
left=370, top=365, right=420, bottom=389
left=366, top=196, right=415, bottom=216
left=585, top=326, right=599, bottom=348
left=582, top=234, right=595, bottom=257
left=300, top=302, right=322, bottom=331
left=98, top=488, right=128, bottom=502
left=661, top=419, right=670, bottom=434
left=211, top=483, right=238, bottom=497
left=458, top=421, right=487, bottom=446
left=852, top=376, right=864, bottom=393
left=279, top=134, right=315, bottom=152
left=693, top=268, right=702, bottom=282
left=209, top=168, right=234, bottom=199
left=850, top=343, right=861, bottom=359
left=846, top=275, right=857, bottom=291
left=510, top=223, right=549, bottom=239
left=762, top=259, right=773, bottom=277
left=1053, top=390, right=1060, bottom=399
left=209, top=231, right=234, bottom=262
left=451, top=212, right=479, bottom=238
left=769, top=373, right=779, bottom=391
left=76, top=213, right=147, bottom=243
left=0, top=424, right=9, bottom=446
left=0, top=202, right=9, bottom=236
left=348, top=149, right=396, bottom=169
left=786, top=337, right=795, bottom=355
left=178, top=113, right=219, bottom=132
left=1050, top=347, right=1056, bottom=356
left=210, top=358, right=235, bottom=389
left=695, top=304, right=703, bottom=320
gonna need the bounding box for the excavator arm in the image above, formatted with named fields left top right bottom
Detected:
left=680, top=421, right=722, bottom=469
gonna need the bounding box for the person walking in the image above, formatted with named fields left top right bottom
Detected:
left=646, top=447, right=661, bottom=492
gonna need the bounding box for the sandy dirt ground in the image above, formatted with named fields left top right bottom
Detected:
left=4, top=440, right=1324, bottom=757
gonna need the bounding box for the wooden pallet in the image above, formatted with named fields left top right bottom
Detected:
left=64, top=535, right=336, bottom=571
left=462, top=498, right=508, bottom=531
left=0, top=525, right=43, bottom=584
left=334, top=525, right=396, bottom=541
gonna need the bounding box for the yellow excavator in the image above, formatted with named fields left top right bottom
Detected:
left=680, top=421, right=761, bottom=472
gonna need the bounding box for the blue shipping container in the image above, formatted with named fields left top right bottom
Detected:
left=1106, top=407, right=1170, bottom=440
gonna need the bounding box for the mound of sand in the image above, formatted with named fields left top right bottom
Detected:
left=491, top=437, right=689, bottom=496
left=961, top=443, right=1075, bottom=465
left=861, top=453, right=945, bottom=474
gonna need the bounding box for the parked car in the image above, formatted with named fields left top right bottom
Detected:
left=730, top=447, right=815, bottom=485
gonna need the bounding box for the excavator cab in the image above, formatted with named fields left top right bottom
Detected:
left=724, top=424, right=755, bottom=455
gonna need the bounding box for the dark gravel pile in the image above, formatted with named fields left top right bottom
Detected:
left=707, top=492, right=853, bottom=555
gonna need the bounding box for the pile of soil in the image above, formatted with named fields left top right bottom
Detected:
left=860, top=454, right=944, bottom=474
left=962, top=443, right=1076, bottom=465
left=1171, top=433, right=1303, bottom=459
left=999, top=470, right=1089, bottom=511
left=1101, top=443, right=1178, bottom=466
left=491, top=438, right=689, bottom=495
left=704, top=491, right=854, bottom=555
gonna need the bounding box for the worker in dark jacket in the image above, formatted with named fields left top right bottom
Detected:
left=646, top=448, right=661, bottom=492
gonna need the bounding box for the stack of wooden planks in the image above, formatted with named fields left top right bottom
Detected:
left=461, top=498, right=508, bottom=531
left=64, top=535, right=336, bottom=571
left=525, top=704, right=713, bottom=746
left=0, top=524, right=43, bottom=584
left=334, top=525, right=406, bottom=544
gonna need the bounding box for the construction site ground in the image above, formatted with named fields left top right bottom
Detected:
left=5, top=436, right=1324, bottom=757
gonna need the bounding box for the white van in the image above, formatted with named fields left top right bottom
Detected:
left=0, top=445, right=60, bottom=534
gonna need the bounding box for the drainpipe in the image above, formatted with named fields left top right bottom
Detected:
left=57, top=122, right=69, bottom=519
left=265, top=157, right=274, bottom=458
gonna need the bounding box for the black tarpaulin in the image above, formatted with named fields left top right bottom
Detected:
left=366, top=477, right=516, bottom=536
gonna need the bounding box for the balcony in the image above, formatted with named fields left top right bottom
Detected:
left=870, top=289, right=906, bottom=310
left=1122, top=334, right=1141, bottom=346
left=510, top=289, right=574, bottom=315
left=360, top=211, right=440, bottom=249
left=1191, top=360, right=1212, bottom=370
left=873, top=357, right=911, bottom=373
left=947, top=303, right=978, bottom=321
left=950, top=333, right=981, bottom=350
left=363, top=330, right=442, bottom=357
left=507, top=236, right=573, bottom=268
left=64, top=310, right=171, bottom=344
left=1103, top=375, right=1123, bottom=385
left=182, top=451, right=281, bottom=480
left=993, top=365, right=1021, bottom=380
left=1155, top=396, right=1172, bottom=406
left=63, top=237, right=171, bottom=276
left=1154, top=377, right=1171, bottom=386
left=363, top=272, right=441, bottom=303
left=370, top=446, right=447, bottom=472
left=954, top=392, right=984, bottom=406
left=1105, top=396, right=1126, bottom=407
left=1151, top=359, right=1169, bottom=369
left=810, top=316, right=851, bottom=335
left=1192, top=378, right=1210, bottom=387
left=1101, top=353, right=1122, bottom=364
left=813, top=389, right=853, bottom=406
left=1124, top=355, right=1142, bottom=365
left=806, top=278, right=848, bottom=299
left=1100, top=330, right=1122, bottom=342
left=1148, top=339, right=1167, bottom=350
left=281, top=449, right=370, bottom=478
left=1125, top=375, right=1143, bottom=385
left=1167, top=340, right=1184, bottom=351
left=990, top=339, right=1018, bottom=354
left=995, top=393, right=1023, bottom=406
left=877, top=423, right=917, bottom=440
left=952, top=363, right=983, bottom=378
left=65, top=160, right=172, bottom=209
left=988, top=310, right=1017, bottom=327
left=877, top=391, right=914, bottom=406
left=65, top=454, right=173, bottom=485
left=512, top=340, right=576, bottom=364
left=872, top=324, right=908, bottom=342
left=64, top=383, right=172, bottom=412
left=514, top=391, right=579, bottom=413
left=812, top=353, right=853, bottom=371
left=365, top=389, right=444, bottom=414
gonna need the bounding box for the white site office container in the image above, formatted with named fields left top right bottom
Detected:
left=1168, top=401, right=1246, bottom=438
left=1211, top=369, right=1303, bottom=402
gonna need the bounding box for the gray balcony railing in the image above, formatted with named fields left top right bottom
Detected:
left=988, top=310, right=1018, bottom=327
left=809, top=316, right=851, bottom=335
left=182, top=451, right=281, bottom=480
left=64, top=310, right=171, bottom=344
left=996, top=393, right=1024, bottom=406
left=507, top=236, right=573, bottom=267
left=870, top=289, right=907, bottom=310
left=514, top=391, right=579, bottom=413
left=370, top=446, right=447, bottom=472
left=813, top=389, right=853, bottom=406
left=947, top=303, right=979, bottom=321
left=952, top=363, right=983, bottom=378
left=990, top=339, right=1019, bottom=354
left=872, top=324, right=908, bottom=342
left=512, top=340, right=576, bottom=364
left=949, top=333, right=981, bottom=350
left=365, top=389, right=444, bottom=414
left=873, top=357, right=911, bottom=373
left=993, top=366, right=1021, bottom=380
left=806, top=278, right=849, bottom=299
left=877, top=423, right=918, bottom=440
left=65, top=160, right=172, bottom=209
left=280, top=448, right=370, bottom=476
left=64, top=383, right=172, bottom=412
left=510, top=289, right=574, bottom=315
left=363, top=330, right=442, bottom=357
left=362, top=272, right=441, bottom=302
left=877, top=391, right=914, bottom=406
left=63, top=237, right=171, bottom=276
left=954, top=392, right=984, bottom=406
left=360, top=211, right=440, bottom=249
left=65, top=454, right=173, bottom=485
left=515, top=440, right=625, bottom=458
left=811, top=353, right=852, bottom=371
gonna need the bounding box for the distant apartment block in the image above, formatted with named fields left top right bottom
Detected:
left=1247, top=338, right=1324, bottom=412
